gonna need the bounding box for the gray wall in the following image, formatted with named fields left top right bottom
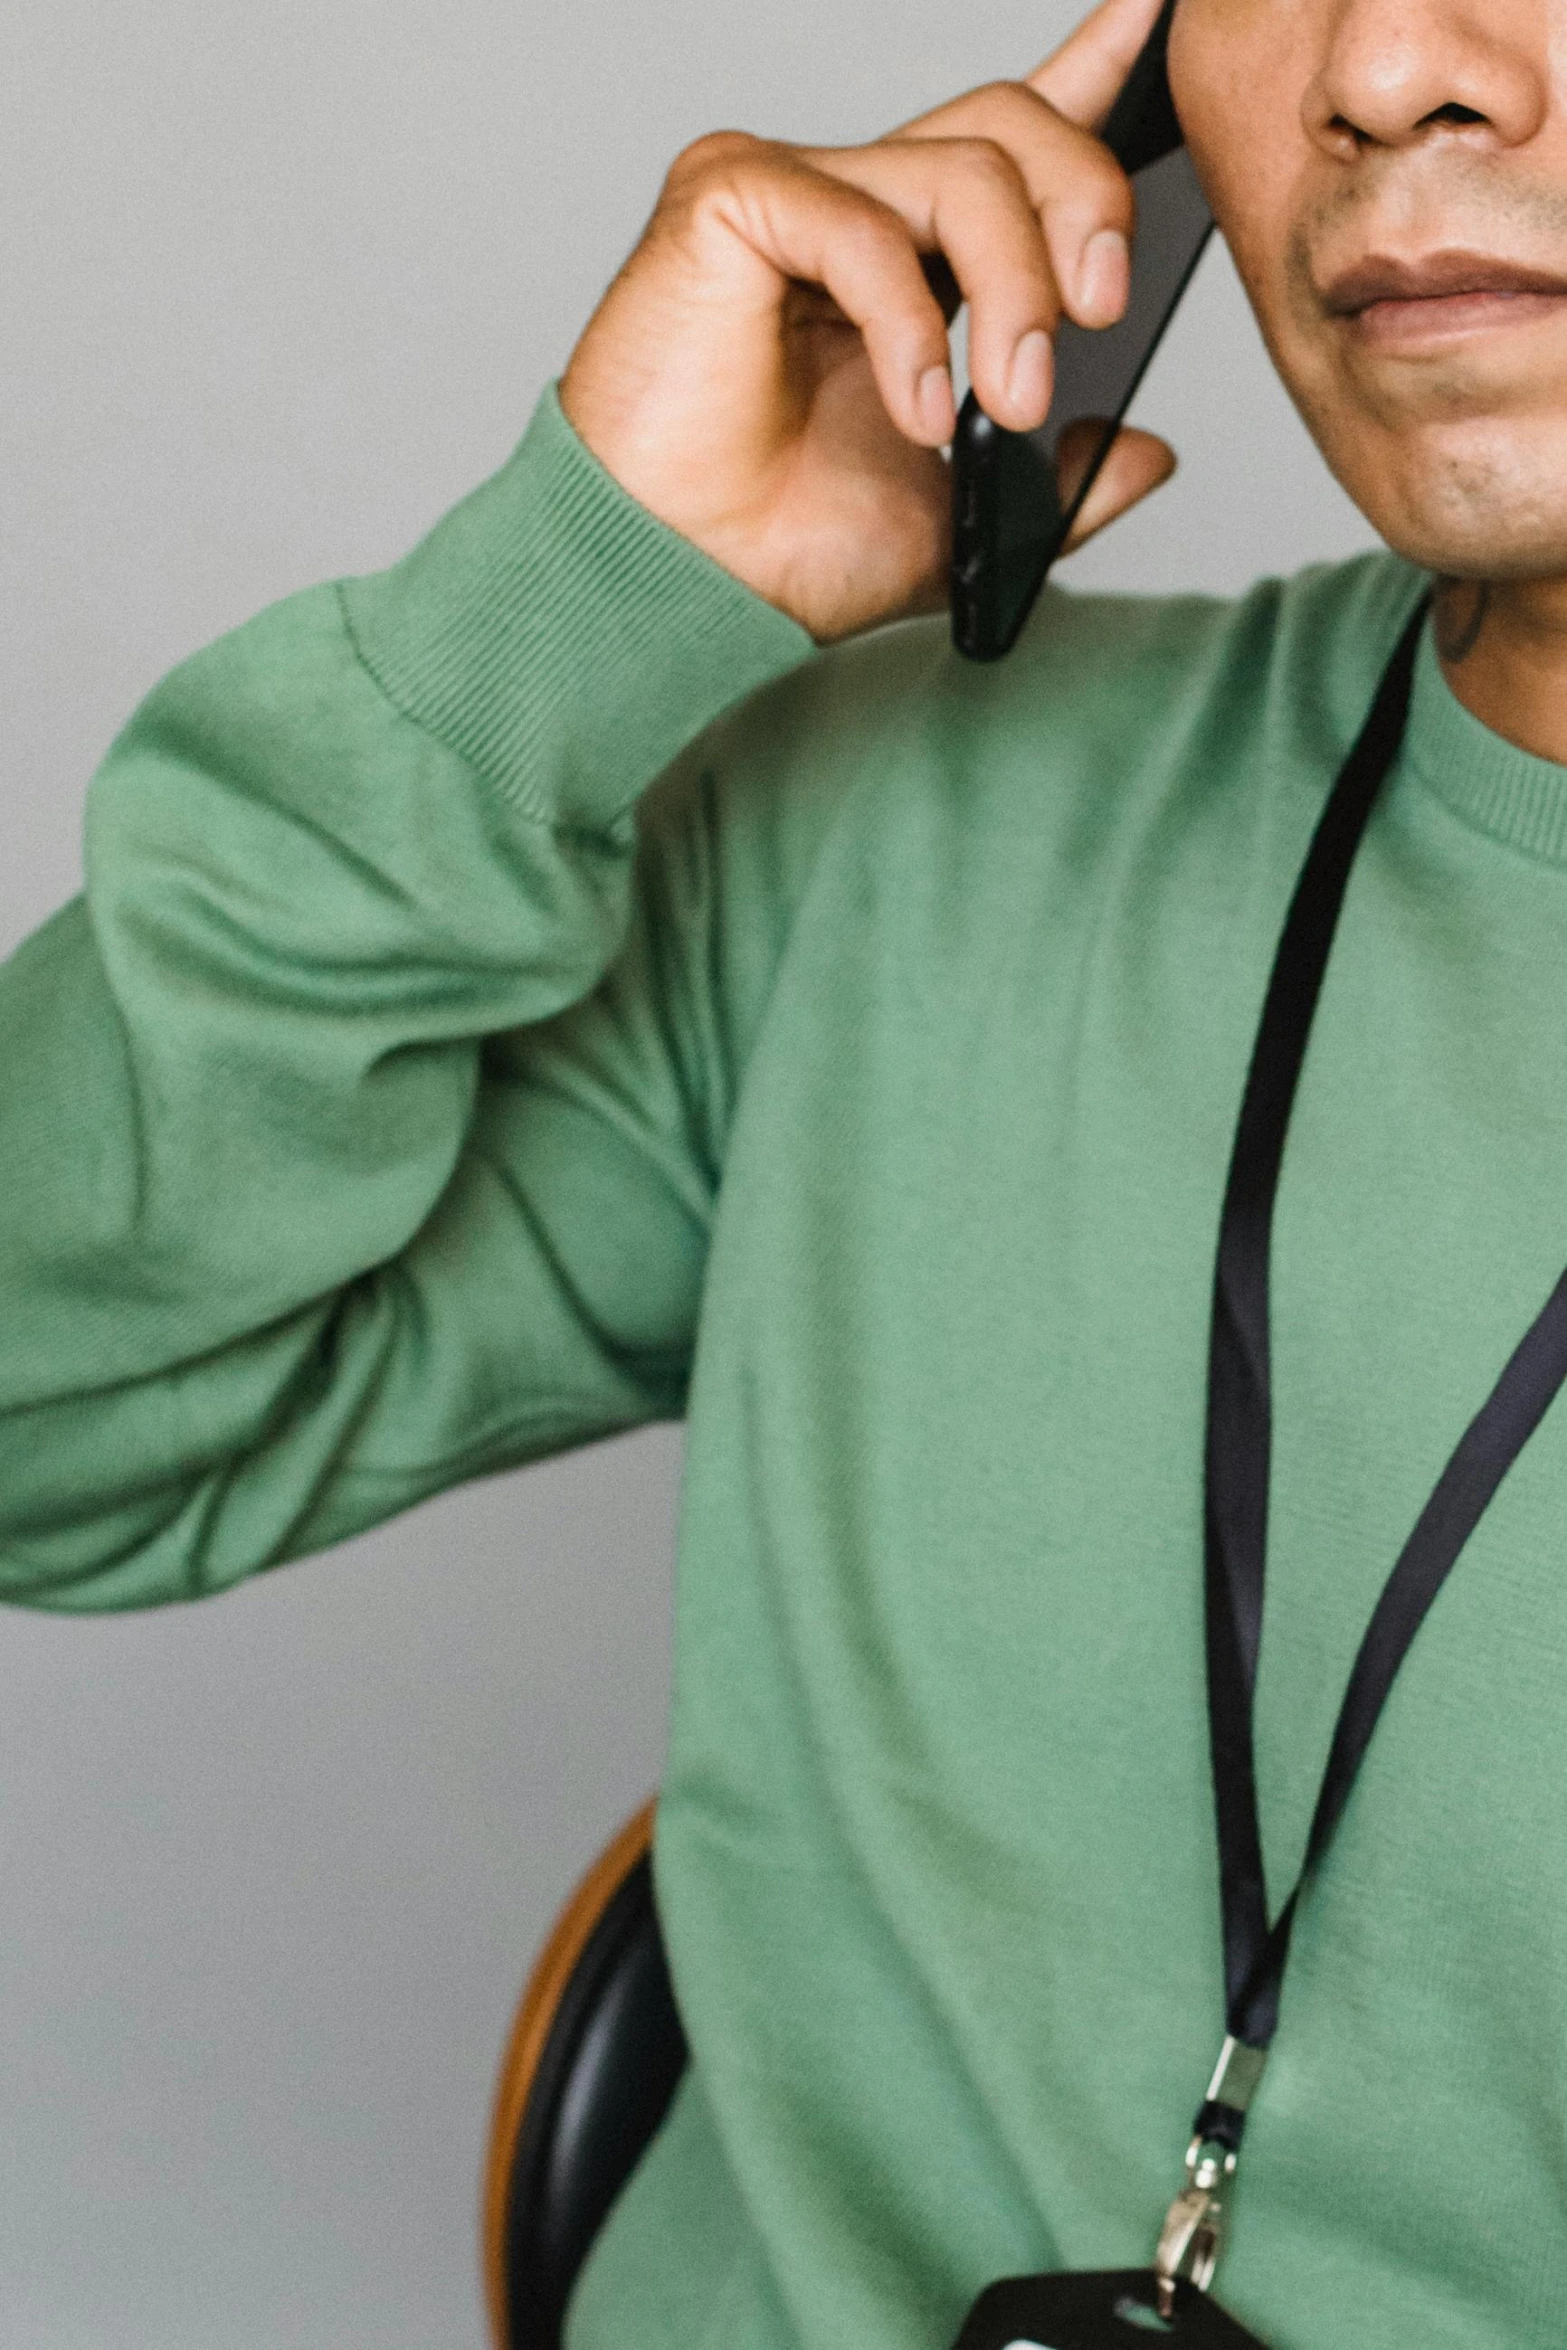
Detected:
left=0, top=3, right=1377, bottom=2344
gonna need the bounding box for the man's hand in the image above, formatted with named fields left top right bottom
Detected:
left=561, top=0, right=1179, bottom=643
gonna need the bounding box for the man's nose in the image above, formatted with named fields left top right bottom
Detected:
left=1302, top=0, right=1547, bottom=156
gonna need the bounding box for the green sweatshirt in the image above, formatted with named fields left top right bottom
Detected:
left=5, top=386, right=1567, bottom=2350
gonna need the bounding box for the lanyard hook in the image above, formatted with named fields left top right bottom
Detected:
left=1152, top=2035, right=1268, bottom=2315
left=1154, top=2136, right=1234, bottom=2317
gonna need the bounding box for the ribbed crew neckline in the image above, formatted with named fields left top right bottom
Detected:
left=1402, top=616, right=1567, bottom=866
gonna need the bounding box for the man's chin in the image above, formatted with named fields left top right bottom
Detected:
left=1373, top=508, right=1567, bottom=587
left=1324, top=420, right=1567, bottom=586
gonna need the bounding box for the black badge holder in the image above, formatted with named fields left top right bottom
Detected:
left=953, top=2267, right=1266, bottom=2348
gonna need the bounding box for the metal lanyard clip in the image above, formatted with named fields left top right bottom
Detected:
left=1155, top=2137, right=1234, bottom=2315
left=1153, top=2036, right=1268, bottom=2315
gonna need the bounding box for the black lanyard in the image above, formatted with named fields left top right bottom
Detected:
left=952, top=600, right=1567, bottom=2350
left=1151, top=597, right=1567, bottom=2307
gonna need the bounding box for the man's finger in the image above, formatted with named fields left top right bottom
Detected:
left=811, top=137, right=1067, bottom=431
left=1059, top=422, right=1177, bottom=550
left=875, top=86, right=1135, bottom=333
left=703, top=155, right=960, bottom=446
left=1026, top=0, right=1169, bottom=133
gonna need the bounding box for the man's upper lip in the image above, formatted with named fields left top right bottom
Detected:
left=1323, top=250, right=1567, bottom=315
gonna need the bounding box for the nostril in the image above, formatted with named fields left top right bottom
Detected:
left=1324, top=98, right=1489, bottom=149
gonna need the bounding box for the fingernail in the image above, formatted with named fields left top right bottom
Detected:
left=1077, top=228, right=1130, bottom=326
left=916, top=363, right=955, bottom=441
left=1007, top=329, right=1053, bottom=421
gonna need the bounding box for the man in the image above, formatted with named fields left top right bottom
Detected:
left=2, top=0, right=1564, bottom=2339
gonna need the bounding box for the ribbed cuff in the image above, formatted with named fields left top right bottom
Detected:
left=341, top=385, right=816, bottom=830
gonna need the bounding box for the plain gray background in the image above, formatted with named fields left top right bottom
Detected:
left=1, top=2, right=1378, bottom=2343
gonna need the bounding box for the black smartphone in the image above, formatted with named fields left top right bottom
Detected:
left=949, top=0, right=1213, bottom=661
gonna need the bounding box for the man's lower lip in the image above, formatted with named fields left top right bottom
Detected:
left=1348, top=287, right=1567, bottom=349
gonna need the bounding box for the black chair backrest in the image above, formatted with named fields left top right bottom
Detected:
left=499, top=1847, right=689, bottom=2350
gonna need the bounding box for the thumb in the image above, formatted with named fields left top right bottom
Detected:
left=1058, top=421, right=1177, bottom=552
left=1027, top=0, right=1170, bottom=132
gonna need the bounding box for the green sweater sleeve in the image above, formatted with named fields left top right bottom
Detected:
left=0, top=387, right=813, bottom=1611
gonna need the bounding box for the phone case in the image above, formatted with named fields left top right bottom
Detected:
left=949, top=0, right=1211, bottom=661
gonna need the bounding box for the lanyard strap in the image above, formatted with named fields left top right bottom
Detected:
left=1156, top=595, right=1567, bottom=2313
left=1201, top=595, right=1567, bottom=2103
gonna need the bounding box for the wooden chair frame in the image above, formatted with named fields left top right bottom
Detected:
left=482, top=1801, right=666, bottom=2348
